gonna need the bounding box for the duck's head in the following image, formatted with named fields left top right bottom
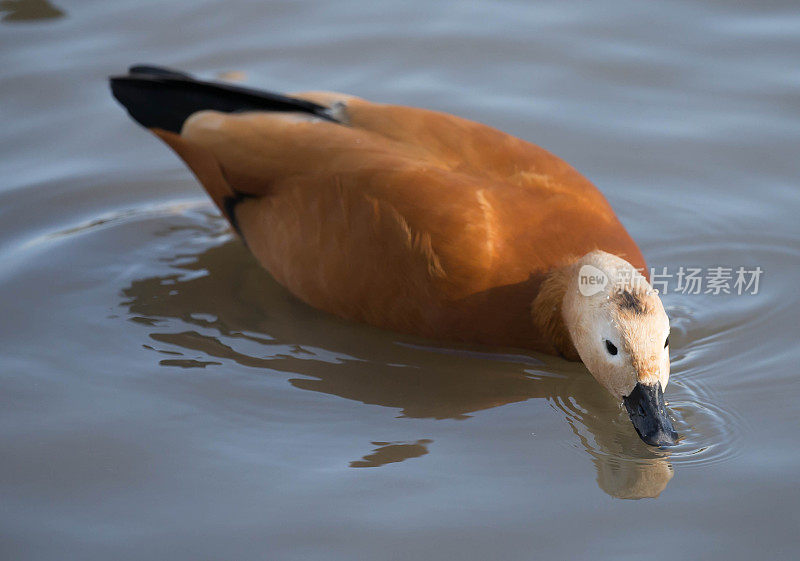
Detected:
left=562, top=250, right=678, bottom=447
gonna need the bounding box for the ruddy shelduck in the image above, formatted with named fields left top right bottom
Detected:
left=111, top=65, right=678, bottom=446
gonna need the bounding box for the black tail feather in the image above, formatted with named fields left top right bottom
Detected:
left=110, top=65, right=337, bottom=134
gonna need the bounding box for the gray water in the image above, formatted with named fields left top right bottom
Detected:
left=1, top=1, right=799, bottom=559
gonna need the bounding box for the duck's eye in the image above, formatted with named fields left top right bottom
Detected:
left=664, top=336, right=670, bottom=348
left=605, top=340, right=618, bottom=356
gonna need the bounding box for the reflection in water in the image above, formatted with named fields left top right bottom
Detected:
left=119, top=223, right=675, bottom=499
left=560, top=396, right=674, bottom=499
left=595, top=457, right=672, bottom=500
left=0, top=0, right=64, bottom=22
left=350, top=440, right=433, bottom=468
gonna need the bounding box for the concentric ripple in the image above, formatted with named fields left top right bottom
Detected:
left=664, top=387, right=746, bottom=468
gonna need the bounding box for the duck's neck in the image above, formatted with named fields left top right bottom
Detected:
left=531, top=260, right=581, bottom=361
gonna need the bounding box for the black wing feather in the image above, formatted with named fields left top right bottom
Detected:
left=110, top=65, right=337, bottom=134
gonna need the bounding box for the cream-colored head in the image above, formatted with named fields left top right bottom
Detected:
left=562, top=250, right=677, bottom=446
left=563, top=250, right=670, bottom=398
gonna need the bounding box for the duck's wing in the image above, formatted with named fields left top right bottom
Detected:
left=160, top=115, right=495, bottom=335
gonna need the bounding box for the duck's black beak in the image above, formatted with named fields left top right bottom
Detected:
left=623, top=382, right=679, bottom=447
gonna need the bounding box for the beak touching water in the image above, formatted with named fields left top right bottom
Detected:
left=623, top=382, right=679, bottom=447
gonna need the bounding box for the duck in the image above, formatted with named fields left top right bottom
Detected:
left=110, top=65, right=677, bottom=446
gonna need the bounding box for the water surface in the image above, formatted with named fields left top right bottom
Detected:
left=1, top=1, right=799, bottom=559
